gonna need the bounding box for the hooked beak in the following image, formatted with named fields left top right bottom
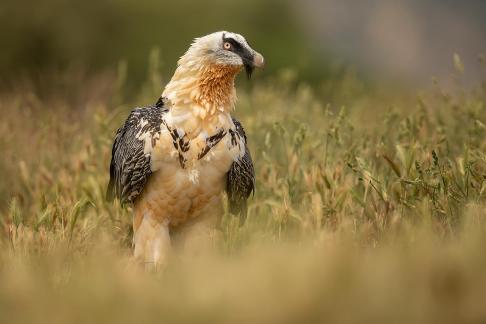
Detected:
left=253, top=51, right=265, bottom=68
left=244, top=51, right=265, bottom=79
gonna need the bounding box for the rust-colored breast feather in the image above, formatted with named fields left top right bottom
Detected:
left=195, top=65, right=241, bottom=108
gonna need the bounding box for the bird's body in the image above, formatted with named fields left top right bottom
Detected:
left=133, top=101, right=246, bottom=228
left=107, top=31, right=263, bottom=267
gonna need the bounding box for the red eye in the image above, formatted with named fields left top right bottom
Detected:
left=223, top=42, right=231, bottom=50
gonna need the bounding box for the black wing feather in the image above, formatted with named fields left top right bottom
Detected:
left=227, top=118, right=255, bottom=224
left=106, top=100, right=167, bottom=204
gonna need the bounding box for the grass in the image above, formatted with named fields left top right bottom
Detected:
left=0, top=58, right=486, bottom=323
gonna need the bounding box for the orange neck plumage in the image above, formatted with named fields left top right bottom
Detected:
left=193, top=64, right=241, bottom=111
left=163, top=63, right=240, bottom=120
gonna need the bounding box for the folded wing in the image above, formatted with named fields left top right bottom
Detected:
left=106, top=100, right=167, bottom=204
left=226, top=118, right=255, bottom=224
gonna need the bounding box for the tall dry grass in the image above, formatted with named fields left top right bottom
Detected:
left=0, top=58, right=486, bottom=323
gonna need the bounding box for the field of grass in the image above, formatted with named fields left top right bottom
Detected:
left=1, top=59, right=486, bottom=323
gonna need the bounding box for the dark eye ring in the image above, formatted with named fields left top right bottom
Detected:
left=223, top=42, right=232, bottom=50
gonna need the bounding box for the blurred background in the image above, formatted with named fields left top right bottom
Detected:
left=1, top=2, right=486, bottom=322
left=1, top=0, right=485, bottom=89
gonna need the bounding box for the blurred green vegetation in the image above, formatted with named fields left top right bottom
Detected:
left=0, top=0, right=332, bottom=87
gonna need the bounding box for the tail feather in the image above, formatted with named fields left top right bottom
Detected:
left=229, top=199, right=248, bottom=226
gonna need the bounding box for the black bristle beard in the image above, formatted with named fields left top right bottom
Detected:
left=244, top=63, right=254, bottom=79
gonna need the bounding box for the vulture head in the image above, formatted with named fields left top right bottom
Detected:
left=179, top=31, right=265, bottom=79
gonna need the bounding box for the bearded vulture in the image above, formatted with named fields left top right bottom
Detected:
left=106, top=31, right=263, bottom=267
